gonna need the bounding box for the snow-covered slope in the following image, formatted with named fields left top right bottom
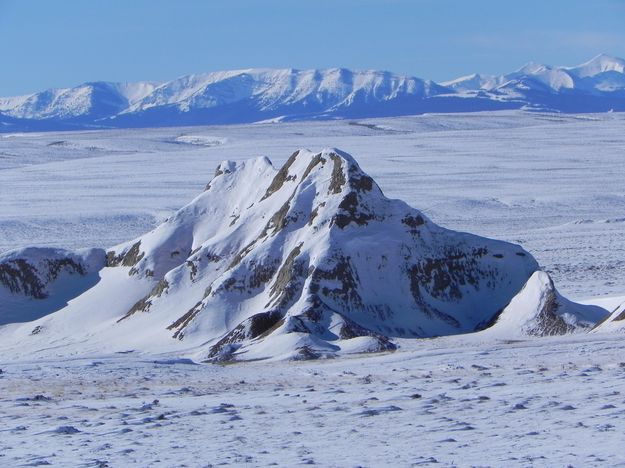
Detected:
left=591, top=299, right=625, bottom=333
left=0, top=148, right=608, bottom=361
left=567, top=54, right=625, bottom=78
left=2, top=55, right=625, bottom=131
left=440, top=73, right=504, bottom=92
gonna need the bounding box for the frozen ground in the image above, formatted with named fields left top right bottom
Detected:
left=2, top=334, right=625, bottom=467
left=1, top=111, right=623, bottom=300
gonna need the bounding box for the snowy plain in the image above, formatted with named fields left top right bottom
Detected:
left=1, top=111, right=623, bottom=299
left=1, top=111, right=625, bottom=467
left=3, top=335, right=625, bottom=466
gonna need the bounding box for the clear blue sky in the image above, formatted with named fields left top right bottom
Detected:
left=2, top=0, right=625, bottom=95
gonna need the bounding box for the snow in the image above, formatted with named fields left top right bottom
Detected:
left=567, top=54, right=625, bottom=78
left=1, top=110, right=625, bottom=465
left=2, top=334, right=625, bottom=466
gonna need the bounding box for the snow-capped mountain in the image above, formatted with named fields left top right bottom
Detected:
left=455, top=54, right=625, bottom=111
left=0, top=69, right=453, bottom=129
left=0, top=149, right=606, bottom=361
left=0, top=82, right=158, bottom=121
left=1, top=55, right=623, bottom=131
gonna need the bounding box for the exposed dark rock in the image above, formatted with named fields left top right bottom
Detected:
left=206, top=310, right=284, bottom=360
left=408, top=247, right=489, bottom=303
left=106, top=241, right=144, bottom=268
left=261, top=150, right=299, bottom=200
left=402, top=214, right=425, bottom=229
left=263, top=200, right=292, bottom=236
left=309, top=202, right=326, bottom=225
left=328, top=153, right=346, bottom=194
left=310, top=255, right=363, bottom=309
left=526, top=280, right=575, bottom=336
left=331, top=191, right=374, bottom=229
left=300, top=153, right=325, bottom=181
left=187, top=260, right=198, bottom=281
left=613, top=308, right=625, bottom=321
left=168, top=301, right=204, bottom=339
left=118, top=279, right=169, bottom=322
left=267, top=244, right=306, bottom=309
left=0, top=259, right=47, bottom=299
left=227, top=241, right=257, bottom=270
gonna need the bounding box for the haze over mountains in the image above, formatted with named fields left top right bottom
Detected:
left=1, top=54, right=624, bottom=132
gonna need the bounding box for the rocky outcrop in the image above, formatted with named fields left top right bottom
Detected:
left=0, top=247, right=106, bottom=324
left=0, top=248, right=105, bottom=300
left=483, top=271, right=608, bottom=338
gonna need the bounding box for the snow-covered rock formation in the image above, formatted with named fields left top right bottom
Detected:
left=1, top=55, right=624, bottom=132
left=0, top=149, right=608, bottom=360
left=0, top=247, right=105, bottom=325
left=482, top=271, right=607, bottom=338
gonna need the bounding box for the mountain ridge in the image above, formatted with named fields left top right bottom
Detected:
left=1, top=55, right=624, bottom=131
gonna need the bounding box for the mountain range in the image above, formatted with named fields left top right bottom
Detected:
left=0, top=149, right=610, bottom=361
left=1, top=54, right=624, bottom=132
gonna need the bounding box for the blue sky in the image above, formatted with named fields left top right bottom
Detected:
left=2, top=0, right=625, bottom=95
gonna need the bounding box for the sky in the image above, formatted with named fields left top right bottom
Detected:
left=2, top=0, right=625, bottom=96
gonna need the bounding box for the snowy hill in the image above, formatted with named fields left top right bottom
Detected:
left=0, top=149, right=606, bottom=361
left=2, top=55, right=625, bottom=131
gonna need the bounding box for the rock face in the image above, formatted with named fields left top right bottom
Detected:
left=482, top=271, right=608, bottom=338
left=0, top=149, right=608, bottom=360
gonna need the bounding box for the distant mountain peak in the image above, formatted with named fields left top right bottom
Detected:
left=567, top=53, right=625, bottom=77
